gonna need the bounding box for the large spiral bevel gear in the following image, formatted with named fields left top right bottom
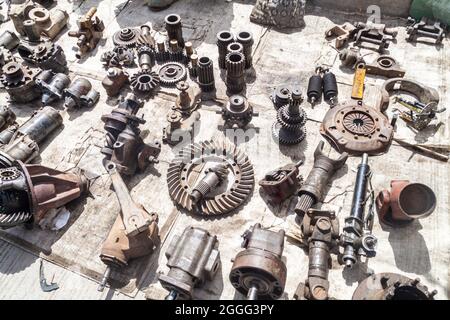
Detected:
left=167, top=140, right=255, bottom=216
left=130, top=70, right=160, bottom=94
left=112, top=28, right=140, bottom=48
left=272, top=103, right=307, bottom=145
left=158, top=62, right=187, bottom=87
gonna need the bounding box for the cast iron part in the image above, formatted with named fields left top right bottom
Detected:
left=295, top=209, right=339, bottom=300
left=323, top=69, right=338, bottom=106
left=217, top=30, right=235, bottom=69
left=197, top=56, right=215, bottom=92
left=64, top=77, right=99, bottom=109
left=225, top=51, right=245, bottom=94
left=0, top=160, right=88, bottom=229
left=190, top=163, right=228, bottom=204
left=0, top=125, right=19, bottom=147
left=137, top=44, right=155, bottom=71
left=98, top=162, right=159, bottom=292
left=36, top=71, right=71, bottom=105
left=168, top=39, right=186, bottom=64
left=0, top=31, right=20, bottom=51
left=0, top=106, right=63, bottom=167
left=339, top=47, right=363, bottom=69
left=325, top=22, right=357, bottom=49
left=160, top=226, right=220, bottom=300
left=27, top=42, right=67, bottom=74
left=259, top=160, right=303, bottom=205
left=155, top=39, right=169, bottom=63
left=0, top=106, right=16, bottom=132
left=164, top=13, right=184, bottom=48
left=320, top=100, right=394, bottom=155
left=353, top=21, right=398, bottom=53
left=250, top=0, right=306, bottom=29
left=394, top=96, right=445, bottom=130
left=0, top=61, right=41, bottom=103
left=102, top=67, right=129, bottom=97
left=271, top=85, right=292, bottom=110
left=406, top=17, right=447, bottom=45
left=365, top=55, right=405, bottom=78
left=167, top=139, right=254, bottom=216
left=307, top=68, right=323, bottom=105
left=188, top=54, right=198, bottom=78
left=272, top=95, right=307, bottom=145
left=236, top=31, right=253, bottom=69
left=158, top=61, right=187, bottom=87
left=295, top=141, right=348, bottom=217
left=376, top=180, right=436, bottom=227
left=130, top=70, right=160, bottom=94
left=101, top=46, right=135, bottom=68
left=137, top=24, right=154, bottom=47
left=353, top=273, right=437, bottom=300
left=227, top=42, right=244, bottom=54
left=219, top=94, right=258, bottom=129
left=112, top=27, right=140, bottom=48
left=68, top=7, right=105, bottom=59
left=229, top=224, right=286, bottom=300
left=340, top=154, right=377, bottom=269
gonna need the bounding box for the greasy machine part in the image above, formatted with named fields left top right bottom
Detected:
left=219, top=95, right=258, bottom=129
left=236, top=31, right=253, bottom=69
left=225, top=51, right=246, bottom=94
left=406, top=17, right=447, bottom=45
left=164, top=14, right=184, bottom=48
left=36, top=71, right=71, bottom=105
left=112, top=27, right=140, bottom=48
left=365, top=55, right=405, bottom=78
left=353, top=21, right=398, bottom=53
left=216, top=30, right=235, bottom=69
left=158, top=61, right=187, bottom=87
left=102, top=67, right=129, bottom=97
left=0, top=106, right=16, bottom=132
left=0, top=61, right=41, bottom=103
left=64, top=78, right=100, bottom=109
left=197, top=56, right=215, bottom=93
left=325, top=22, right=357, bottom=49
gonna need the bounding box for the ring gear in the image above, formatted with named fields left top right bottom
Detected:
left=112, top=28, right=140, bottom=48
left=167, top=140, right=254, bottom=216
left=130, top=70, right=160, bottom=94
left=158, top=62, right=187, bottom=87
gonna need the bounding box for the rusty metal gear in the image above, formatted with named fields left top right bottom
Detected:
left=130, top=70, right=160, bottom=94
left=158, top=62, right=187, bottom=87
left=272, top=103, right=307, bottom=145
left=112, top=28, right=140, bottom=48
left=167, top=140, right=254, bottom=216
left=30, top=42, right=67, bottom=74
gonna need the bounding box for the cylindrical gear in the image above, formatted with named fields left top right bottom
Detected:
left=188, top=54, right=198, bottom=78
left=0, top=62, right=41, bottom=103
left=137, top=44, right=155, bottom=70
left=130, top=70, right=160, bottom=94
left=155, top=39, right=169, bottom=63
left=236, top=31, right=254, bottom=69
left=225, top=51, right=245, bottom=94
left=165, top=14, right=184, bottom=48
left=290, top=86, right=304, bottom=107
left=272, top=85, right=292, bottom=110
left=197, top=56, right=215, bottom=92
left=227, top=42, right=244, bottom=54
left=217, top=30, right=235, bottom=69
left=158, top=62, right=187, bottom=87
left=30, top=42, right=67, bottom=74
left=168, top=39, right=186, bottom=64
left=272, top=104, right=307, bottom=145
left=112, top=28, right=140, bottom=48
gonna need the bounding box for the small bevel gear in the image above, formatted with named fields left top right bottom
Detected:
left=101, top=45, right=135, bottom=68
left=112, top=28, right=140, bottom=48
left=158, top=62, right=187, bottom=87
left=272, top=103, right=307, bottom=145
left=130, top=70, right=160, bottom=94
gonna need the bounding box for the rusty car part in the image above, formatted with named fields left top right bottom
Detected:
left=217, top=30, right=235, bottom=69
left=394, top=96, right=445, bottom=131
left=102, top=67, right=129, bottom=97
left=64, top=77, right=99, bottom=109
left=101, top=45, right=135, bottom=68
left=406, top=17, right=447, bottom=45
left=27, top=42, right=67, bottom=74
left=229, top=224, right=286, bottom=300
left=0, top=106, right=62, bottom=167
left=0, top=61, right=41, bottom=103
left=167, top=139, right=254, bottom=216
left=218, top=94, right=258, bottom=129
left=320, top=100, right=394, bottom=155
left=225, top=51, right=245, bottom=94
left=184, top=41, right=195, bottom=58
left=307, top=68, right=323, bottom=105
left=112, top=27, right=140, bottom=48
left=190, top=163, right=228, bottom=204
left=188, top=53, right=198, bottom=78
left=158, top=61, right=187, bottom=87
left=377, top=78, right=440, bottom=113
left=159, top=226, right=220, bottom=300
left=295, top=141, right=348, bottom=217
left=236, top=31, right=253, bottom=69
left=259, top=160, right=303, bottom=205
left=137, top=44, right=155, bottom=71
left=197, top=56, right=215, bottom=92
left=36, top=71, right=71, bottom=105
left=272, top=90, right=307, bottom=145
left=168, top=39, right=185, bottom=64
left=0, top=106, right=16, bottom=132
left=130, top=70, right=160, bottom=94
left=339, top=47, right=363, bottom=69
left=340, top=154, right=377, bottom=268
left=137, top=24, right=154, bottom=47
left=227, top=42, right=244, bottom=55
left=165, top=13, right=184, bottom=48
left=250, top=0, right=305, bottom=29
left=155, top=39, right=169, bottom=63
left=353, top=21, right=398, bottom=52
left=365, top=55, right=405, bottom=78
left=351, top=64, right=366, bottom=100
left=325, top=22, right=357, bottom=49
left=174, top=81, right=200, bottom=113
left=0, top=31, right=20, bottom=50
left=353, top=273, right=437, bottom=300
left=68, top=7, right=104, bottom=59
left=294, top=209, right=339, bottom=300
left=376, top=180, right=436, bottom=227
left=271, top=85, right=292, bottom=109
left=98, top=162, right=159, bottom=292
left=0, top=160, right=88, bottom=229
left=323, top=69, right=338, bottom=106
left=0, top=124, right=18, bottom=147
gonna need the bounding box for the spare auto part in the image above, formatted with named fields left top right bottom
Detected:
left=197, top=56, right=215, bottom=92
left=102, top=67, right=129, bottom=97
left=0, top=124, right=18, bottom=147
left=68, top=7, right=104, bottom=59
left=353, top=273, right=437, bottom=300
left=295, top=141, right=348, bottom=217
left=160, top=226, right=220, bottom=300
left=0, top=106, right=62, bottom=167
left=190, top=163, right=228, bottom=204
left=376, top=180, right=436, bottom=227
left=167, top=139, right=254, bottom=216
left=158, top=61, right=187, bottom=87
left=325, top=22, right=357, bottom=49
left=271, top=85, right=292, bottom=110
left=229, top=224, right=286, bottom=300
left=0, top=31, right=20, bottom=50
left=227, top=42, right=244, bottom=54
left=236, top=31, right=253, bottom=69
left=137, top=24, right=154, bottom=47
left=250, top=0, right=305, bottom=29
left=320, top=100, right=394, bottom=155
left=339, top=47, right=363, bottom=69
left=365, top=55, right=405, bottom=78
left=101, top=45, right=135, bottom=68
left=0, top=160, right=88, bottom=229
left=340, top=154, right=377, bottom=268
left=307, top=68, right=323, bottom=105
left=184, top=41, right=195, bottom=58
left=36, top=71, right=71, bottom=105
left=188, top=53, right=198, bottom=78
left=218, top=94, right=258, bottom=129
left=351, top=64, right=366, bottom=100
left=168, top=39, right=185, bottom=64
left=377, top=78, right=440, bottom=113
left=165, top=13, right=184, bottom=48
left=26, top=42, right=67, bottom=74
left=259, top=160, right=303, bottom=205
left=98, top=162, right=159, bottom=291
left=394, top=96, right=445, bottom=131
left=295, top=209, right=339, bottom=300
left=0, top=61, right=41, bottom=103
left=353, top=21, right=397, bottom=53
left=406, top=17, right=447, bottom=45
left=0, top=106, right=16, bottom=132
left=39, top=259, right=59, bottom=292
left=272, top=93, right=307, bottom=145
left=64, top=77, right=99, bottom=109
left=112, top=28, right=139, bottom=48
left=137, top=44, right=155, bottom=71
left=225, top=51, right=245, bottom=94
left=130, top=70, right=160, bottom=94
left=217, top=30, right=235, bottom=69
left=323, top=69, right=338, bottom=106
left=155, top=39, right=169, bottom=63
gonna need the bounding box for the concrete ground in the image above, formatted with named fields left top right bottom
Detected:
left=0, top=0, right=449, bottom=300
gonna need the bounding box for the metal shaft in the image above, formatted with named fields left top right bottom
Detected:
left=247, top=286, right=259, bottom=300
left=97, top=266, right=111, bottom=292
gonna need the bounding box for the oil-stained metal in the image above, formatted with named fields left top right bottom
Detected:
left=190, top=163, right=229, bottom=204
left=339, top=47, right=363, bottom=69
left=137, top=24, right=155, bottom=47
left=225, top=51, right=246, bottom=94
left=218, top=95, right=258, bottom=129
left=365, top=55, right=405, bottom=78
left=394, top=96, right=445, bottom=130
left=406, top=17, right=447, bottom=45
left=28, top=42, right=67, bottom=74
left=137, top=44, right=155, bottom=71
left=0, top=61, right=41, bottom=103
left=102, top=67, right=129, bottom=97
left=130, top=70, right=160, bottom=94
left=159, top=226, right=220, bottom=300
left=197, top=56, right=215, bottom=92
left=236, top=31, right=253, bottom=69
left=64, top=77, right=99, bottom=109
left=229, top=224, right=286, bottom=300
left=217, top=30, right=235, bottom=69
left=36, top=71, right=71, bottom=104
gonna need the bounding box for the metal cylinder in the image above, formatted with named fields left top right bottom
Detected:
left=323, top=70, right=338, bottom=104
left=197, top=56, right=215, bottom=92
left=217, top=30, right=235, bottom=69
left=164, top=14, right=184, bottom=48
left=236, top=31, right=254, bottom=69
left=19, top=107, right=63, bottom=144
left=0, top=106, right=16, bottom=132
left=307, top=74, right=323, bottom=104
left=0, top=31, right=20, bottom=50
left=227, top=42, right=244, bottom=54
left=23, top=20, right=41, bottom=42
left=225, top=51, right=245, bottom=94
